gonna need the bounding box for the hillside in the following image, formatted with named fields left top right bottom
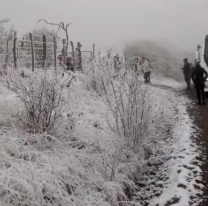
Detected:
left=0, top=60, right=202, bottom=205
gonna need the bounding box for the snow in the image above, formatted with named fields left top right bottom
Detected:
left=0, top=69, right=203, bottom=206
left=133, top=78, right=203, bottom=206
left=148, top=101, right=202, bottom=206
left=151, top=75, right=184, bottom=88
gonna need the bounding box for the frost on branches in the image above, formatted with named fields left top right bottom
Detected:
left=0, top=68, right=75, bottom=133
left=0, top=51, right=202, bottom=206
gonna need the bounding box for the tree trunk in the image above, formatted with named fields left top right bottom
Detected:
left=42, top=35, right=47, bottom=69
left=13, top=32, right=17, bottom=69
left=70, top=41, right=75, bottom=67
left=29, top=33, right=35, bottom=72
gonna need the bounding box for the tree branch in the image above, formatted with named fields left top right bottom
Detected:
left=0, top=18, right=10, bottom=24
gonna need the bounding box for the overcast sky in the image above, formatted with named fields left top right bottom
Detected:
left=1, top=0, right=208, bottom=53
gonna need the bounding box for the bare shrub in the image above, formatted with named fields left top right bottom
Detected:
left=81, top=51, right=171, bottom=204
left=0, top=68, right=75, bottom=133
left=90, top=57, right=161, bottom=154
left=84, top=56, right=167, bottom=205
left=84, top=54, right=107, bottom=93
left=84, top=50, right=125, bottom=94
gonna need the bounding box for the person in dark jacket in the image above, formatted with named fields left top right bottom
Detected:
left=181, top=58, right=191, bottom=89
left=192, top=61, right=208, bottom=105
left=142, top=57, right=151, bottom=83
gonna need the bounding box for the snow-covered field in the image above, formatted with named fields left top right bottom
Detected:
left=0, top=68, right=203, bottom=206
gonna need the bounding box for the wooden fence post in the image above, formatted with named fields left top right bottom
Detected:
left=13, top=32, right=17, bottom=69
left=53, top=36, right=57, bottom=69
left=4, top=39, right=9, bottom=70
left=43, top=35, right=47, bottom=68
left=93, top=43, right=95, bottom=60
left=70, top=41, right=75, bottom=67
left=62, top=39, right=66, bottom=65
left=77, top=42, right=82, bottom=70
left=29, top=33, right=35, bottom=72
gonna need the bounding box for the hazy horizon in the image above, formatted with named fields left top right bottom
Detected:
left=1, top=0, right=208, bottom=54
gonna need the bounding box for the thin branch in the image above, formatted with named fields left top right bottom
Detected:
left=36, top=19, right=60, bottom=26
left=0, top=17, right=10, bottom=24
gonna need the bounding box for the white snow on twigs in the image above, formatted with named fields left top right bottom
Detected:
left=0, top=67, right=203, bottom=206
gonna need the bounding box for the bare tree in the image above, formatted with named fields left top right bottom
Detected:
left=70, top=41, right=75, bottom=66
left=37, top=19, right=72, bottom=56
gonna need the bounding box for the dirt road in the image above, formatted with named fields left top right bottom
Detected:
left=150, top=82, right=208, bottom=205
left=186, top=85, right=208, bottom=206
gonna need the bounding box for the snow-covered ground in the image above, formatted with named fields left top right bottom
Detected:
left=0, top=70, right=203, bottom=206
left=133, top=80, right=203, bottom=206
left=151, top=75, right=184, bottom=88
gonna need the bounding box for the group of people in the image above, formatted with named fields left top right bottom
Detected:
left=113, top=55, right=152, bottom=83
left=133, top=57, right=152, bottom=83
left=182, top=58, right=208, bottom=105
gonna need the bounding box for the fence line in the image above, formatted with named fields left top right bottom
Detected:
left=0, top=32, right=95, bottom=70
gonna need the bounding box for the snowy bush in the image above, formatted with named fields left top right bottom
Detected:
left=99, top=63, right=164, bottom=154
left=83, top=53, right=168, bottom=201
left=83, top=52, right=109, bottom=93
left=84, top=50, right=126, bottom=94
left=84, top=50, right=166, bottom=155
left=0, top=68, right=75, bottom=133
left=0, top=129, right=112, bottom=206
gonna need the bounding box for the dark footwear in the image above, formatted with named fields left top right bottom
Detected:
left=203, top=102, right=206, bottom=105
left=198, top=102, right=201, bottom=105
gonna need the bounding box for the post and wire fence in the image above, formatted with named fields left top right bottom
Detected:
left=0, top=31, right=95, bottom=71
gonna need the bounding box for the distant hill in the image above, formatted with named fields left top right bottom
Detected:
left=123, top=40, right=194, bottom=82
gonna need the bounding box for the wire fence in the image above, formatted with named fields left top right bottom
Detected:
left=0, top=31, right=94, bottom=71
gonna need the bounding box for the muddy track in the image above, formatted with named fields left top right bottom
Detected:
left=150, top=83, right=208, bottom=205
left=185, top=85, right=208, bottom=206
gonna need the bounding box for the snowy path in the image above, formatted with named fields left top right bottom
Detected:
left=133, top=82, right=204, bottom=206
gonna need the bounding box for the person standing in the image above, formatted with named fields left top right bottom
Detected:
left=143, top=58, right=151, bottom=83
left=192, top=61, right=208, bottom=105
left=181, top=58, right=191, bottom=89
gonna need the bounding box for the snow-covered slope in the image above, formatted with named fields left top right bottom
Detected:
left=133, top=81, right=203, bottom=206
left=0, top=71, right=202, bottom=206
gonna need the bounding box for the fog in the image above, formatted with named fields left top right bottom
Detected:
left=1, top=0, right=208, bottom=53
